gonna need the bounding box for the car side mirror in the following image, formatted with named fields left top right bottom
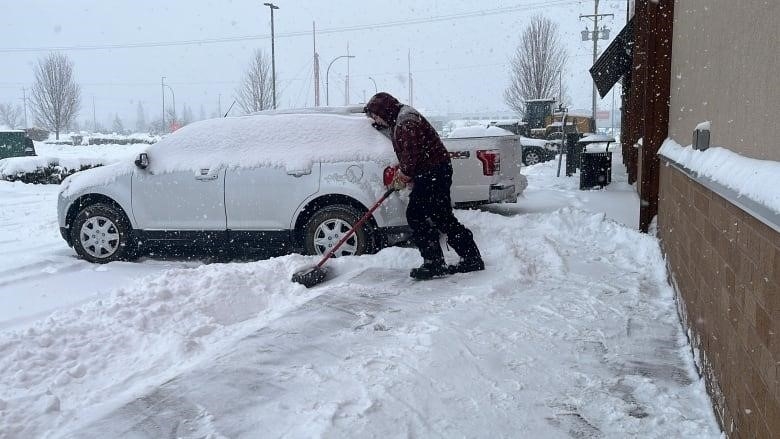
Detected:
left=134, top=152, right=149, bottom=169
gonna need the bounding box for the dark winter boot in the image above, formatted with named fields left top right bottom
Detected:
left=410, top=259, right=448, bottom=280
left=447, top=258, right=485, bottom=274
left=446, top=229, right=485, bottom=274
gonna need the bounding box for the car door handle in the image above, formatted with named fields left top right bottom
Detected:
left=287, top=169, right=311, bottom=177
left=195, top=169, right=218, bottom=180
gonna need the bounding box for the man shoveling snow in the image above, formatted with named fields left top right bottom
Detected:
left=364, top=92, right=484, bottom=280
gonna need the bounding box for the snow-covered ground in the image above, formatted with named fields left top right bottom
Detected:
left=0, top=152, right=722, bottom=438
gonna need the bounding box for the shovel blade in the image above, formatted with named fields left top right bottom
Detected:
left=291, top=266, right=328, bottom=288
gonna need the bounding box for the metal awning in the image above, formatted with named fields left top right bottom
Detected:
left=589, top=18, right=634, bottom=98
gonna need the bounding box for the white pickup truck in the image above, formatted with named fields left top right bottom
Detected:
left=445, top=125, right=526, bottom=206
left=444, top=134, right=525, bottom=207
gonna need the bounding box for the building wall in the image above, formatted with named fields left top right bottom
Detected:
left=668, top=0, right=780, bottom=160
left=658, top=163, right=779, bottom=438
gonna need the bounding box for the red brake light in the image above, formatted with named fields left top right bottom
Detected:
left=383, top=166, right=396, bottom=187
left=476, top=150, right=500, bottom=176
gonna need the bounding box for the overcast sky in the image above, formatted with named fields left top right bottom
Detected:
left=1, top=0, right=628, bottom=128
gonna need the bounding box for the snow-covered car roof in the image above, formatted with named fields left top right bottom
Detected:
left=518, top=136, right=548, bottom=147
left=251, top=105, right=365, bottom=116
left=146, top=112, right=395, bottom=174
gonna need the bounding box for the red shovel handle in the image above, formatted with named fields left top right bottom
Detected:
left=315, top=188, right=397, bottom=268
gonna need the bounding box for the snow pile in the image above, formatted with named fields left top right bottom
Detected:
left=147, top=113, right=396, bottom=174
left=0, top=156, right=105, bottom=177
left=0, top=141, right=148, bottom=179
left=0, top=149, right=720, bottom=437
left=448, top=125, right=514, bottom=138
left=0, top=206, right=720, bottom=438
left=34, top=141, right=155, bottom=164
left=659, top=138, right=780, bottom=213
left=45, top=132, right=160, bottom=145
left=0, top=255, right=322, bottom=438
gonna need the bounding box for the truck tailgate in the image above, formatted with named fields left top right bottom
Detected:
left=443, top=135, right=521, bottom=205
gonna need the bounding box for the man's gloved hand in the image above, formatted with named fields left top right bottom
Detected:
left=392, top=168, right=412, bottom=190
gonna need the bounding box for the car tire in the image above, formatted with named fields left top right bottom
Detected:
left=70, top=203, right=136, bottom=264
left=523, top=147, right=544, bottom=166
left=303, top=204, right=374, bottom=257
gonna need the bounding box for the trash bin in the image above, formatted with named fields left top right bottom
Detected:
left=579, top=142, right=613, bottom=190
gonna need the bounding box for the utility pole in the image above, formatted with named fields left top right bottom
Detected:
left=263, top=3, right=280, bottom=109
left=580, top=0, right=613, bottom=122
left=611, top=85, right=616, bottom=133
left=92, top=96, right=97, bottom=132
left=20, top=88, right=28, bottom=128
left=345, top=43, right=351, bottom=105
left=161, top=76, right=165, bottom=133
left=408, top=50, right=413, bottom=106
left=218, top=93, right=221, bottom=116
left=313, top=22, right=320, bottom=107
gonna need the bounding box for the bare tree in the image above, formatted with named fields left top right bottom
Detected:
left=235, top=49, right=273, bottom=114
left=505, top=16, right=568, bottom=116
left=0, top=103, right=24, bottom=129
left=31, top=52, right=81, bottom=139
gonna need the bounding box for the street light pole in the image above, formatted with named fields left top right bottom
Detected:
left=161, top=76, right=165, bottom=133
left=368, top=76, right=377, bottom=94
left=263, top=3, right=280, bottom=109
left=326, top=55, right=355, bottom=106
left=163, top=84, right=176, bottom=129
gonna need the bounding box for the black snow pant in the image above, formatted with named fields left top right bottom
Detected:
left=407, top=162, right=482, bottom=264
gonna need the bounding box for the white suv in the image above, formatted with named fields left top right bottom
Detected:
left=58, top=109, right=524, bottom=263
left=57, top=112, right=410, bottom=263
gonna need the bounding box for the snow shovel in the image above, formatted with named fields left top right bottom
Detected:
left=291, top=187, right=397, bottom=288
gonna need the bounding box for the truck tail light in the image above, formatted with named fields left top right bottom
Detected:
left=383, top=166, right=397, bottom=187
left=476, top=150, right=500, bottom=176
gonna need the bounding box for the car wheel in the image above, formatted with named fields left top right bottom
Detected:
left=70, top=203, right=135, bottom=263
left=523, top=148, right=543, bottom=166
left=303, top=205, right=373, bottom=257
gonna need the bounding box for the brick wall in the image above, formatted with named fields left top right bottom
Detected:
left=658, top=163, right=780, bottom=438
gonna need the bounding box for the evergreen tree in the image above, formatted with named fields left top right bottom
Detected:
left=135, top=101, right=146, bottom=132
left=112, top=113, right=124, bottom=134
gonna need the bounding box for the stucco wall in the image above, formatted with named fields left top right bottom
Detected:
left=668, top=0, right=779, bottom=160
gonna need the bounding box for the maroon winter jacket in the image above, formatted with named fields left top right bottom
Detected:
left=364, top=92, right=450, bottom=177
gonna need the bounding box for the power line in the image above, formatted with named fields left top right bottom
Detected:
left=0, top=1, right=578, bottom=53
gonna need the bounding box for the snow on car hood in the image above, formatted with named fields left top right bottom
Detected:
left=146, top=113, right=397, bottom=174
left=60, top=162, right=134, bottom=197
